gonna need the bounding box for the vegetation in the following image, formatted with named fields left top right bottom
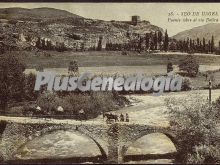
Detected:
left=105, top=30, right=165, bottom=52
left=97, top=36, right=103, bottom=51
left=36, top=37, right=67, bottom=52
left=179, top=55, right=199, bottom=77
left=169, top=35, right=217, bottom=54
left=0, top=52, right=129, bottom=119
left=23, top=91, right=129, bottom=120
left=0, top=53, right=26, bottom=112
left=105, top=30, right=220, bottom=55
left=164, top=29, right=169, bottom=52
left=166, top=95, right=220, bottom=164
left=166, top=60, right=173, bottom=73
left=181, top=77, right=192, bottom=91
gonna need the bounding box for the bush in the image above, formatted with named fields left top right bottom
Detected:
left=181, top=77, right=192, bottom=91
left=212, top=97, right=220, bottom=119
left=179, top=55, right=199, bottom=77
left=35, top=91, right=129, bottom=120
left=36, top=91, right=63, bottom=117
left=165, top=94, right=220, bottom=163
left=55, top=42, right=67, bottom=52
left=0, top=53, right=26, bottom=111
left=24, top=73, right=39, bottom=101
left=187, top=145, right=220, bottom=164
left=121, top=51, right=128, bottom=56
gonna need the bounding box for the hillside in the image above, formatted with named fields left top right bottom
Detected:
left=172, top=23, right=220, bottom=46
left=0, top=7, right=82, bottom=21
left=0, top=7, right=163, bottom=51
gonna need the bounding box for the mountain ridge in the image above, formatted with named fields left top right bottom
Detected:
left=172, top=23, right=220, bottom=46
left=0, top=7, right=83, bottom=21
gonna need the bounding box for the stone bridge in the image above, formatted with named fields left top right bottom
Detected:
left=0, top=119, right=177, bottom=163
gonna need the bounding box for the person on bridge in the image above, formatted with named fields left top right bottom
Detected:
left=125, top=113, right=129, bottom=122
left=120, top=113, right=124, bottom=122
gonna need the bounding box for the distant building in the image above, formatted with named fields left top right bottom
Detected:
left=131, top=15, right=141, bottom=25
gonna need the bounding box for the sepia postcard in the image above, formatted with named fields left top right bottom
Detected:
left=0, top=1, right=220, bottom=164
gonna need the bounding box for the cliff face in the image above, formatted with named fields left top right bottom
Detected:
left=0, top=7, right=164, bottom=50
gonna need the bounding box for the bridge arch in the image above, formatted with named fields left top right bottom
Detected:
left=13, top=128, right=107, bottom=161
left=123, top=132, right=177, bottom=162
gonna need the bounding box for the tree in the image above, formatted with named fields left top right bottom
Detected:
left=219, top=41, right=220, bottom=51
left=80, top=42, right=85, bottom=51
left=208, top=40, right=211, bottom=53
left=138, top=37, right=143, bottom=52
left=179, top=55, right=199, bottom=77
left=158, top=31, right=163, bottom=43
left=167, top=60, right=173, bottom=73
left=203, top=38, right=206, bottom=52
left=46, top=40, right=52, bottom=50
left=197, top=38, right=200, bottom=46
left=68, top=60, right=78, bottom=76
left=0, top=42, right=5, bottom=55
left=0, top=53, right=25, bottom=113
left=24, top=73, right=38, bottom=101
left=166, top=95, right=220, bottom=163
left=97, top=36, right=103, bottom=51
left=158, top=31, right=163, bottom=50
left=55, top=42, right=66, bottom=52
left=145, top=33, right=150, bottom=51
left=153, top=32, right=158, bottom=50
left=41, top=38, right=46, bottom=50
left=36, top=37, right=41, bottom=48
left=211, top=35, right=215, bottom=53
left=163, top=29, right=169, bottom=52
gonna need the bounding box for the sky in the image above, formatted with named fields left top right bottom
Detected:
left=0, top=3, right=220, bottom=36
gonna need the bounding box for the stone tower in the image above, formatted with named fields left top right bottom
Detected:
left=131, top=15, right=141, bottom=25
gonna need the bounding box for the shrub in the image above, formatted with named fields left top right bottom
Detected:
left=212, top=97, right=220, bottom=120
left=55, top=42, right=67, bottom=52
left=121, top=51, right=128, bottom=56
left=165, top=94, right=220, bottom=163
left=22, top=103, right=37, bottom=116
left=35, top=91, right=129, bottom=120
left=179, top=55, right=199, bottom=77
left=24, top=73, right=39, bottom=101
left=187, top=145, right=220, bottom=164
left=167, top=61, right=173, bottom=73
left=181, top=77, right=192, bottom=91
left=36, top=91, right=62, bottom=117
left=0, top=53, right=26, bottom=112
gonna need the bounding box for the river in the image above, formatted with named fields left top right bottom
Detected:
left=12, top=90, right=220, bottom=164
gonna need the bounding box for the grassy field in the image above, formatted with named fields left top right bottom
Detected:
left=25, top=65, right=220, bottom=77
left=15, top=50, right=220, bottom=69
left=191, top=71, right=220, bottom=89
left=13, top=50, right=220, bottom=89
